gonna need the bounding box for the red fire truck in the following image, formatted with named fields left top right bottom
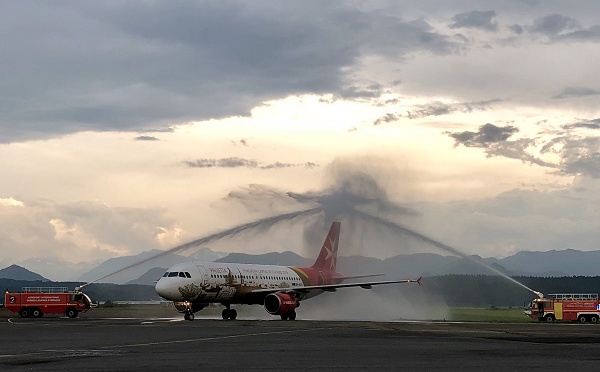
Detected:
left=525, top=293, right=600, bottom=323
left=4, top=287, right=93, bottom=318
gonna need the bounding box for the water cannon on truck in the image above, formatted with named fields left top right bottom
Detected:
left=4, top=287, right=93, bottom=318
left=524, top=292, right=600, bottom=323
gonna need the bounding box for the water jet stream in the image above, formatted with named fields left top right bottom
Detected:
left=78, top=207, right=322, bottom=289
left=352, top=209, right=541, bottom=297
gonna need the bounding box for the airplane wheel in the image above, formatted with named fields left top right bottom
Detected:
left=230, top=309, right=237, bottom=320
left=184, top=313, right=194, bottom=321
left=280, top=313, right=288, bottom=320
left=222, top=309, right=230, bottom=320
left=289, top=311, right=296, bottom=321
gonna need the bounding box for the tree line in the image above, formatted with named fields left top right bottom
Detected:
left=4, top=275, right=600, bottom=307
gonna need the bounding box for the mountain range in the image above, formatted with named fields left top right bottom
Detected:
left=0, top=264, right=49, bottom=281
left=3, top=248, right=600, bottom=286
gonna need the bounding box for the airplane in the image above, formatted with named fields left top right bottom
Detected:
left=155, top=221, right=421, bottom=321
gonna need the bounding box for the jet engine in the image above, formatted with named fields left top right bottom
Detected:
left=173, top=301, right=207, bottom=314
left=264, top=292, right=298, bottom=315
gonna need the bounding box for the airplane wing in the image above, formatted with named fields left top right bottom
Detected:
left=251, top=277, right=421, bottom=294
left=332, top=273, right=384, bottom=280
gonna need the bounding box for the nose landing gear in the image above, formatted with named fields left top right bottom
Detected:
left=184, top=312, right=195, bottom=321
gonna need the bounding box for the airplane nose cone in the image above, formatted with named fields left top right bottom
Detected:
left=155, top=278, right=179, bottom=300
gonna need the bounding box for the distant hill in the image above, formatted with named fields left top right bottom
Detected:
left=6, top=247, right=593, bottom=286
left=126, top=267, right=167, bottom=286
left=0, top=265, right=49, bottom=281
left=497, top=249, right=600, bottom=276
left=17, top=257, right=100, bottom=282
left=216, top=251, right=311, bottom=267
left=79, top=248, right=227, bottom=285
left=78, top=249, right=196, bottom=284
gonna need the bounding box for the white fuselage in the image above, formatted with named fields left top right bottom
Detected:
left=155, top=261, right=306, bottom=303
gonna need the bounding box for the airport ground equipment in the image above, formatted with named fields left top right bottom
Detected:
left=524, top=293, right=600, bottom=323
left=4, top=287, right=93, bottom=318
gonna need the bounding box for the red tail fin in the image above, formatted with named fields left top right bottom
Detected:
left=311, top=222, right=341, bottom=271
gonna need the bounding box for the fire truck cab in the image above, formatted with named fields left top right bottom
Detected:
left=4, top=287, right=92, bottom=318
left=525, top=293, right=600, bottom=323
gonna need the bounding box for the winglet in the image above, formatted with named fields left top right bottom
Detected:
left=416, top=276, right=422, bottom=286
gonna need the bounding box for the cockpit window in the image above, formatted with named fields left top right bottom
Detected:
left=163, top=272, right=169, bottom=277
left=168, top=272, right=178, bottom=277
left=178, top=272, right=186, bottom=278
left=185, top=272, right=191, bottom=278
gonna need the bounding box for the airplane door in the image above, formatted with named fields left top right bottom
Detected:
left=195, top=266, right=209, bottom=286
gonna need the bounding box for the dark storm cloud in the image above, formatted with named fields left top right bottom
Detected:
left=527, top=14, right=600, bottom=42
left=449, top=124, right=556, bottom=168
left=528, top=14, right=580, bottom=36
left=135, top=135, right=159, bottom=141
left=553, top=87, right=600, bottom=99
left=374, top=113, right=400, bottom=125
left=449, top=10, right=498, bottom=32
left=184, top=158, right=260, bottom=169
left=448, top=123, right=518, bottom=147
left=563, top=154, right=600, bottom=178
left=407, top=99, right=502, bottom=119
left=559, top=137, right=600, bottom=178
left=0, top=1, right=459, bottom=143
left=449, top=121, right=600, bottom=177
left=557, top=26, right=600, bottom=42
left=374, top=98, right=501, bottom=124
left=563, top=118, right=600, bottom=130
left=509, top=24, right=524, bottom=34
left=184, top=158, right=318, bottom=170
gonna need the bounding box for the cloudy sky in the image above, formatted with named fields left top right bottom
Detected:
left=1, top=1, right=600, bottom=279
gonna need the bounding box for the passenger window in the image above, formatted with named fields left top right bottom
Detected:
left=168, top=272, right=178, bottom=277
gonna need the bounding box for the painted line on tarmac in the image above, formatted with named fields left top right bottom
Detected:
left=103, top=328, right=329, bottom=349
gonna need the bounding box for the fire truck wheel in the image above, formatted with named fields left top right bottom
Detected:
left=32, top=308, right=42, bottom=318
left=19, top=308, right=29, bottom=318
left=544, top=314, right=554, bottom=322
left=66, top=308, right=79, bottom=318
left=579, top=315, right=587, bottom=323
left=591, top=315, right=599, bottom=323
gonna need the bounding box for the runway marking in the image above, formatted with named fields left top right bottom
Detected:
left=104, top=328, right=328, bottom=349
left=0, top=327, right=329, bottom=360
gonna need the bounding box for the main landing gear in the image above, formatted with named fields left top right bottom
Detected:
left=280, top=310, right=297, bottom=321
left=222, top=304, right=237, bottom=320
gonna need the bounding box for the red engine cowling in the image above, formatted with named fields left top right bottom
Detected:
left=264, top=292, right=298, bottom=315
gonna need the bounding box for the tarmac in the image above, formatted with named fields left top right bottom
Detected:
left=2, top=307, right=600, bottom=371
